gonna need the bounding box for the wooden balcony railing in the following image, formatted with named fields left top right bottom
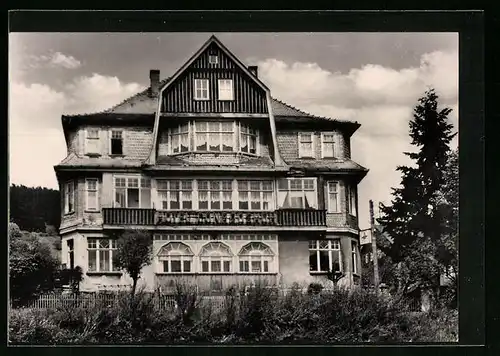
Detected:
left=102, top=208, right=156, bottom=226
left=276, top=209, right=327, bottom=226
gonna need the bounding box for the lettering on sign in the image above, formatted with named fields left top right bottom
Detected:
left=155, top=211, right=278, bottom=226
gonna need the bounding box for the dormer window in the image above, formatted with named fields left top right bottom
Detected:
left=208, top=54, right=219, bottom=65
left=110, top=130, right=123, bottom=155
left=218, top=79, right=234, bottom=101
left=194, top=121, right=235, bottom=152
left=321, top=133, right=335, bottom=158
left=169, top=123, right=190, bottom=153
left=85, top=128, right=100, bottom=155
left=194, top=79, right=209, bottom=100
left=298, top=133, right=314, bottom=158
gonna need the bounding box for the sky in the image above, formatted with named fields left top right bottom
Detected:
left=9, top=32, right=459, bottom=229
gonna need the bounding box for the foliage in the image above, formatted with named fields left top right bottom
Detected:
left=8, top=284, right=458, bottom=344
left=9, top=223, right=60, bottom=307
left=377, top=89, right=457, bottom=304
left=9, top=184, right=61, bottom=232
left=56, top=267, right=84, bottom=293
left=114, top=229, right=153, bottom=297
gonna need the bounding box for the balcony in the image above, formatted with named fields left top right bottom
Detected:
left=102, top=208, right=327, bottom=228
left=276, top=209, right=327, bottom=226
left=103, top=208, right=155, bottom=226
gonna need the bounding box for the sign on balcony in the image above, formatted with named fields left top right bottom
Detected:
left=156, top=211, right=278, bottom=226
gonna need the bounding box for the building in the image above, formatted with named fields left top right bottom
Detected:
left=54, top=35, right=368, bottom=293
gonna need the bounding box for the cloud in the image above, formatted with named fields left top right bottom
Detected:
left=27, top=51, right=82, bottom=69
left=9, top=74, right=144, bottom=189
left=258, top=49, right=458, bottom=228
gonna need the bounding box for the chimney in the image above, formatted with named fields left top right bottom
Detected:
left=248, top=66, right=258, bottom=78
left=149, top=69, right=160, bottom=97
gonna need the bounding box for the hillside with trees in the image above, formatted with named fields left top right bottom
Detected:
left=9, top=185, right=61, bottom=232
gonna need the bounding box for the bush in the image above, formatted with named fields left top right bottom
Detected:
left=8, top=285, right=458, bottom=344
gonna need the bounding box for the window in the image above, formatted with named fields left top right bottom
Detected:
left=88, top=239, right=119, bottom=272
left=238, top=242, right=274, bottom=273
left=200, top=242, right=233, bottom=273
left=198, top=180, right=233, bottom=210
left=277, top=178, right=317, bottom=209
left=327, top=181, right=340, bottom=213
left=169, top=123, right=190, bottom=153
left=299, top=133, right=314, bottom=157
left=157, top=242, right=193, bottom=273
left=347, top=185, right=357, bottom=216
left=240, top=123, right=258, bottom=154
left=195, top=121, right=234, bottom=152
left=218, top=79, right=234, bottom=101
left=237, top=180, right=273, bottom=210
left=352, top=241, right=358, bottom=274
left=194, top=79, right=209, bottom=100
left=114, top=177, right=151, bottom=208
left=157, top=180, right=193, bottom=210
left=64, top=181, right=75, bottom=214
left=85, top=128, right=100, bottom=154
left=321, top=133, right=335, bottom=158
left=67, top=239, right=74, bottom=269
left=86, top=178, right=99, bottom=211
left=208, top=54, right=219, bottom=65
left=110, top=130, right=123, bottom=155
left=309, top=240, right=341, bottom=273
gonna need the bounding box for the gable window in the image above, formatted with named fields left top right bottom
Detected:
left=157, top=242, right=193, bottom=273
left=208, top=54, right=219, bottom=65
left=110, top=130, right=123, bottom=155
left=327, top=181, right=340, bottom=213
left=321, top=133, right=335, bottom=158
left=237, top=180, right=273, bottom=211
left=238, top=242, right=274, bottom=273
left=169, top=123, right=190, bottom=153
left=195, top=121, right=234, bottom=152
left=200, top=242, right=233, bottom=273
left=88, top=239, right=119, bottom=273
left=347, top=185, right=357, bottom=216
left=198, top=180, right=233, bottom=210
left=218, top=79, right=234, bottom=101
left=352, top=241, right=358, bottom=274
left=194, top=79, right=209, bottom=100
left=309, top=240, right=341, bottom=273
left=240, top=123, right=258, bottom=154
left=85, top=128, right=100, bottom=155
left=299, top=133, right=314, bottom=157
left=85, top=178, right=99, bottom=211
left=114, top=177, right=151, bottom=208
left=64, top=181, right=75, bottom=214
left=277, top=178, right=317, bottom=209
left=157, top=180, right=193, bottom=210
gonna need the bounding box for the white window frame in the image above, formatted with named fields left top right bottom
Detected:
left=85, top=178, right=99, bottom=211
left=351, top=241, right=358, bottom=274
left=194, top=121, right=236, bottom=152
left=309, top=240, right=342, bottom=273
left=85, top=128, right=100, bottom=155
left=194, top=79, right=210, bottom=100
left=157, top=180, right=194, bottom=210
left=208, top=54, right=219, bottom=65
left=321, top=132, right=336, bottom=158
left=327, top=181, right=340, bottom=213
left=237, top=180, right=274, bottom=211
left=109, top=130, right=123, bottom=155
left=199, top=242, right=233, bottom=273
left=87, top=239, right=119, bottom=273
left=277, top=178, right=318, bottom=209
left=218, top=79, right=234, bottom=101
left=238, top=242, right=274, bottom=273
left=157, top=242, right=194, bottom=274
left=298, top=132, right=314, bottom=158
left=168, top=123, right=190, bottom=154
left=239, top=122, right=259, bottom=155
left=347, top=185, right=358, bottom=217
left=197, top=180, right=233, bottom=211
left=113, top=176, right=152, bottom=208
left=64, top=181, right=75, bottom=214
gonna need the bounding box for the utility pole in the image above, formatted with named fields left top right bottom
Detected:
left=369, top=200, right=380, bottom=292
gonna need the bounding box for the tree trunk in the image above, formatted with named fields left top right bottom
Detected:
left=131, top=277, right=138, bottom=298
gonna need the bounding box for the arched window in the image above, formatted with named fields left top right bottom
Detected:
left=200, top=242, right=233, bottom=273
left=238, top=242, right=274, bottom=273
left=157, top=242, right=194, bottom=273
